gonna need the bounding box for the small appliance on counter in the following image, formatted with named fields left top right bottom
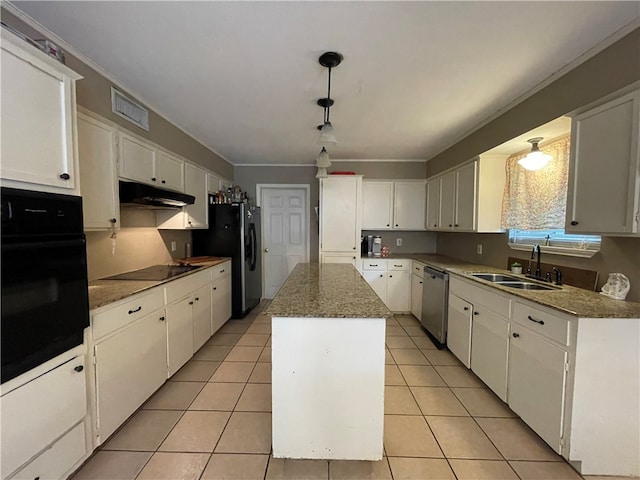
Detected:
left=372, top=236, right=382, bottom=257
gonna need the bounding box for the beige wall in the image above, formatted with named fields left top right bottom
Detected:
left=427, top=28, right=640, bottom=176
left=331, top=161, right=427, bottom=179
left=436, top=232, right=640, bottom=302
left=85, top=209, right=191, bottom=281
left=1, top=8, right=233, bottom=179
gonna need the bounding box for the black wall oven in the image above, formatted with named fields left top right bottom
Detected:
left=1, top=187, right=90, bottom=383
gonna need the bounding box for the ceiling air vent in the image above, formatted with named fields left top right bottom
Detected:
left=111, top=87, right=149, bottom=131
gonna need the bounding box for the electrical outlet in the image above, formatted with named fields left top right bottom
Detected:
left=476, top=244, right=483, bottom=255
left=171, top=241, right=177, bottom=252
left=396, top=238, right=402, bottom=247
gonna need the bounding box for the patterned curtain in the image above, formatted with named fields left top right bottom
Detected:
left=501, top=135, right=570, bottom=230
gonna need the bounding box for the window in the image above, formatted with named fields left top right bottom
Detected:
left=508, top=228, right=600, bottom=257
left=501, top=134, right=600, bottom=258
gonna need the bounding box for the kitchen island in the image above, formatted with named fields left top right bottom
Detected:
left=265, top=263, right=391, bottom=460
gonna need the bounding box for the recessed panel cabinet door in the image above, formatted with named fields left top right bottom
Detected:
left=566, top=90, right=640, bottom=234
left=362, top=270, right=387, bottom=303
left=362, top=181, right=393, bottom=229
left=321, top=177, right=360, bottom=252
left=455, top=161, right=477, bottom=231
left=508, top=326, right=567, bottom=453
left=119, top=132, right=156, bottom=184
left=439, top=173, right=456, bottom=230
left=185, top=163, right=208, bottom=229
left=426, top=178, right=441, bottom=230
left=393, top=181, right=426, bottom=230
left=166, top=298, right=194, bottom=377
left=94, top=310, right=167, bottom=443
left=1, top=46, right=78, bottom=191
left=470, top=309, right=509, bottom=401
left=447, top=293, right=473, bottom=368
left=157, top=151, right=184, bottom=192
left=192, top=284, right=212, bottom=353
left=411, top=274, right=423, bottom=320
left=387, top=271, right=411, bottom=312
left=212, top=275, right=232, bottom=334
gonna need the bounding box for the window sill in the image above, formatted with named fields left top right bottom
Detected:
left=507, top=243, right=598, bottom=258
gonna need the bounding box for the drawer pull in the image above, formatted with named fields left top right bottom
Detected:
left=512, top=332, right=520, bottom=338
left=527, top=315, right=545, bottom=325
left=74, top=365, right=84, bottom=372
left=59, top=173, right=70, bottom=180
left=570, top=220, right=579, bottom=226
left=393, top=264, right=403, bottom=267
left=128, top=306, right=142, bottom=314
left=370, top=264, right=378, bottom=267
left=220, top=269, right=225, bottom=273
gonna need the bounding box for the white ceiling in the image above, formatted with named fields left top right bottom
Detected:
left=10, top=1, right=639, bottom=166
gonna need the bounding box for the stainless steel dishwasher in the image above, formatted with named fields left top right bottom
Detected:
left=421, top=266, right=449, bottom=348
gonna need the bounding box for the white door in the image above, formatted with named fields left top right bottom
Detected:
left=261, top=187, right=309, bottom=299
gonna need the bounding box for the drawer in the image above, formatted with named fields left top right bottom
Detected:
left=363, top=259, right=387, bottom=270
left=388, top=259, right=410, bottom=271
left=165, top=269, right=210, bottom=304
left=449, top=275, right=511, bottom=318
left=412, top=261, right=426, bottom=279
left=92, top=288, right=163, bottom=340
left=10, top=421, right=87, bottom=480
left=1, top=356, right=87, bottom=479
left=211, top=260, right=231, bottom=282
left=512, top=301, right=572, bottom=346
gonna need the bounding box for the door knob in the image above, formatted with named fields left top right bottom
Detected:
left=264, top=248, right=269, bottom=253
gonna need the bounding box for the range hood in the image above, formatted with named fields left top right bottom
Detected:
left=119, top=181, right=195, bottom=209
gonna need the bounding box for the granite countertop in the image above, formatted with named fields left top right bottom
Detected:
left=88, top=257, right=231, bottom=310
left=265, top=263, right=392, bottom=318
left=366, top=253, right=640, bottom=318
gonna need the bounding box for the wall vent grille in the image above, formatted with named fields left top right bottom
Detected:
left=111, top=87, right=149, bottom=131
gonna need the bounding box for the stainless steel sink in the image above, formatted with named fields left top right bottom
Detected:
left=470, top=273, right=521, bottom=282
left=496, top=281, right=559, bottom=291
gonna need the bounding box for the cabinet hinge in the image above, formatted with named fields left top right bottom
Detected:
left=564, top=361, right=570, bottom=372
left=93, top=354, right=96, bottom=366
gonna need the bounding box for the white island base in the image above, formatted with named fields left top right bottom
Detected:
left=271, top=316, right=385, bottom=460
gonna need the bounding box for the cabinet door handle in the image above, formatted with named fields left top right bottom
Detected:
left=189, top=301, right=194, bottom=305
left=449, top=224, right=453, bottom=227
left=159, top=316, right=165, bottom=321
left=220, top=269, right=225, bottom=273
left=570, top=220, right=579, bottom=226
left=433, top=224, right=437, bottom=227
left=454, top=224, right=459, bottom=227
left=353, top=246, right=356, bottom=250
left=151, top=177, right=157, bottom=182
left=419, top=281, right=422, bottom=284
left=110, top=218, right=117, bottom=224
left=379, top=274, right=383, bottom=278
left=395, top=224, right=399, bottom=227
left=463, top=307, right=469, bottom=311
left=74, top=365, right=84, bottom=372
left=527, top=315, right=545, bottom=325
left=161, top=180, right=166, bottom=184
left=59, top=173, right=70, bottom=180
left=213, top=287, right=217, bottom=290
left=128, top=306, right=142, bottom=314
left=387, top=224, right=390, bottom=227
left=512, top=332, right=520, bottom=338
left=195, top=297, right=200, bottom=301
left=473, top=311, right=479, bottom=316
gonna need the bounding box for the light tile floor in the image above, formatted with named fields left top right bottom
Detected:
left=72, top=301, right=606, bottom=480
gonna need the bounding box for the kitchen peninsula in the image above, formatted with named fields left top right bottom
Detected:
left=265, top=263, right=391, bottom=460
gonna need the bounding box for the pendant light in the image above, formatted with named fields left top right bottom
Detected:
left=315, top=146, right=331, bottom=178
left=518, top=137, right=552, bottom=171
left=316, top=51, right=342, bottom=146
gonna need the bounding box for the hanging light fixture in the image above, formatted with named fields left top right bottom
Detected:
left=518, top=137, right=552, bottom=171
left=315, top=146, right=331, bottom=178
left=316, top=51, right=342, bottom=146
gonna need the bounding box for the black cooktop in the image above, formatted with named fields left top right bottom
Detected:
left=102, top=264, right=202, bottom=281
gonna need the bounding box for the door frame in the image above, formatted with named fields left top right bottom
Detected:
left=256, top=184, right=311, bottom=298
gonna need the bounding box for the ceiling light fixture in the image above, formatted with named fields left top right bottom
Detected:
left=315, top=146, right=331, bottom=178
left=316, top=51, right=343, bottom=146
left=518, top=137, right=552, bottom=171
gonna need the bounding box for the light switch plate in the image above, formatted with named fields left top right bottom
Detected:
left=396, top=238, right=402, bottom=247
left=476, top=244, right=483, bottom=254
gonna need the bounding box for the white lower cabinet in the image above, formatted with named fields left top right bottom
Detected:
left=410, top=273, right=423, bottom=320
left=470, top=310, right=510, bottom=401
left=166, top=296, right=195, bottom=377
left=192, top=284, right=213, bottom=352
left=447, top=293, right=473, bottom=368
left=94, top=308, right=167, bottom=443
left=361, top=259, right=410, bottom=312
left=212, top=274, right=232, bottom=334
left=1, top=354, right=87, bottom=479
left=508, top=324, right=567, bottom=452
left=320, top=253, right=360, bottom=267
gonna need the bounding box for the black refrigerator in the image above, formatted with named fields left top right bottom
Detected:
left=192, top=199, right=262, bottom=318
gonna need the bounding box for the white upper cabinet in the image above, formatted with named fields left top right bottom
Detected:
left=362, top=181, right=393, bottom=229
left=208, top=173, right=222, bottom=193
left=118, top=131, right=156, bottom=184
left=362, top=180, right=426, bottom=230
left=427, top=156, right=505, bottom=233
left=77, top=112, right=119, bottom=230
left=156, top=151, right=185, bottom=192
left=184, top=163, right=208, bottom=229
left=320, top=175, right=362, bottom=254
left=566, top=87, right=640, bottom=235
left=1, top=30, right=82, bottom=195
left=393, top=181, right=426, bottom=230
